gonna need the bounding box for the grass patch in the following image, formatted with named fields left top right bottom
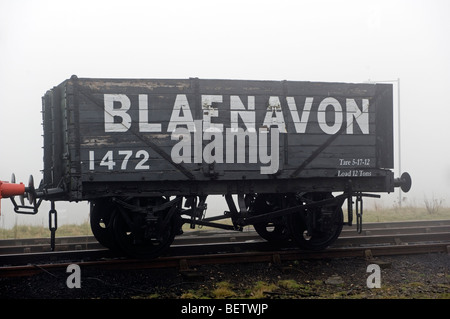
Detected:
left=0, top=222, right=92, bottom=239
left=278, top=279, right=302, bottom=290
left=357, top=205, right=450, bottom=223
left=180, top=291, right=202, bottom=299
left=211, top=281, right=236, bottom=298
left=249, top=281, right=277, bottom=299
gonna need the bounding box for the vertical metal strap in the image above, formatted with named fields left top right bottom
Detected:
left=48, top=201, right=58, bottom=251
left=347, top=195, right=353, bottom=227
left=356, top=195, right=363, bottom=234
left=189, top=196, right=197, bottom=229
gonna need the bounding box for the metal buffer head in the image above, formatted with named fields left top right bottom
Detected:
left=0, top=174, right=38, bottom=215
left=394, top=172, right=412, bottom=193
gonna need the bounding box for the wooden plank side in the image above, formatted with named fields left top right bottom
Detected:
left=68, top=77, right=390, bottom=183
left=284, top=80, right=377, bottom=98
left=375, top=84, right=394, bottom=168
left=77, top=78, right=195, bottom=95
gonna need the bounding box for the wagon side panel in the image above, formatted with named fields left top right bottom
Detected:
left=41, top=77, right=395, bottom=199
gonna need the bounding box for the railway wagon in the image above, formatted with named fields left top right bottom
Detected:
left=0, top=76, right=411, bottom=258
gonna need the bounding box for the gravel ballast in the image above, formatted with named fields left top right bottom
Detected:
left=1, top=252, right=449, bottom=299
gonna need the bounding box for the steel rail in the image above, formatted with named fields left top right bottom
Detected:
left=1, top=219, right=450, bottom=255
left=1, top=241, right=449, bottom=278
left=1, top=219, right=449, bottom=277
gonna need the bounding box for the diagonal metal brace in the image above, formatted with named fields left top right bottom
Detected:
left=241, top=194, right=348, bottom=226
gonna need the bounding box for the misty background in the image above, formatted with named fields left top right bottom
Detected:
left=1, top=0, right=449, bottom=229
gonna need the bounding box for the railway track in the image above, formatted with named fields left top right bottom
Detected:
left=1, top=219, right=449, bottom=277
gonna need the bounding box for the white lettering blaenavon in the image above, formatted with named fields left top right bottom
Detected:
left=101, top=93, right=369, bottom=174
left=103, top=94, right=370, bottom=135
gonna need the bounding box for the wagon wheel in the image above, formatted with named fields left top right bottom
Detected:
left=89, top=199, right=120, bottom=250
left=286, top=192, right=343, bottom=251
left=248, top=194, right=291, bottom=244
left=111, top=197, right=180, bottom=259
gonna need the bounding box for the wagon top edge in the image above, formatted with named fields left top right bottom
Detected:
left=50, top=75, right=391, bottom=91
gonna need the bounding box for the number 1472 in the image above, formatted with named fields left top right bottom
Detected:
left=88, top=150, right=150, bottom=171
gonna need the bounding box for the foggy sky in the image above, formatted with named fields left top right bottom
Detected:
left=1, top=0, right=449, bottom=227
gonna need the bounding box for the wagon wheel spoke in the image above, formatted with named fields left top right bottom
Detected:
left=248, top=194, right=291, bottom=244
left=286, top=192, right=343, bottom=251
left=111, top=197, right=179, bottom=259
left=90, top=199, right=120, bottom=251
